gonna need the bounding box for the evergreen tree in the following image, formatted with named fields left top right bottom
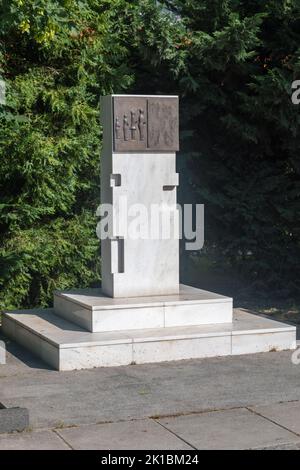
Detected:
left=165, top=0, right=300, bottom=295
left=0, top=0, right=299, bottom=310
left=0, top=0, right=182, bottom=309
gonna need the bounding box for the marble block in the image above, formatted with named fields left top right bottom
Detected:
left=53, top=284, right=233, bottom=332
left=1, top=309, right=296, bottom=371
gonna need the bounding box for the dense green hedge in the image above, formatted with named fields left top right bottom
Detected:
left=0, top=0, right=299, bottom=309
left=0, top=0, right=183, bottom=309
left=170, top=0, right=300, bottom=296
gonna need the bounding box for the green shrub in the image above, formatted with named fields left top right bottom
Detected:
left=0, top=0, right=182, bottom=309
left=1, top=0, right=299, bottom=309
left=169, top=0, right=300, bottom=295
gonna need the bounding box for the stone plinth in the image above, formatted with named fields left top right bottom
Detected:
left=53, top=285, right=233, bottom=332
left=1, top=308, right=296, bottom=371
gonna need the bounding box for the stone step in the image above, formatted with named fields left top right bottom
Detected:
left=1, top=308, right=296, bottom=371
left=53, top=284, right=233, bottom=332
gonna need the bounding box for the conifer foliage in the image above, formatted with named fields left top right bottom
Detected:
left=167, top=0, right=300, bottom=295
left=0, top=0, right=182, bottom=309
left=0, top=1, right=299, bottom=309
left=0, top=0, right=135, bottom=308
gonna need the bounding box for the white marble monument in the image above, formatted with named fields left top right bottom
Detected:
left=100, top=95, right=179, bottom=298
left=1, top=95, right=296, bottom=370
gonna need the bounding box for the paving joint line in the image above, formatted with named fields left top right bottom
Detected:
left=52, top=429, right=74, bottom=450
left=152, top=418, right=197, bottom=450
left=246, top=406, right=300, bottom=438
left=150, top=404, right=253, bottom=420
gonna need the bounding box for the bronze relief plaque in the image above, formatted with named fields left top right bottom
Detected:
left=113, top=96, right=179, bottom=152
left=113, top=97, right=147, bottom=152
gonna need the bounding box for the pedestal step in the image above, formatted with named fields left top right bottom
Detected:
left=53, top=284, right=233, bottom=332
left=1, top=308, right=296, bottom=371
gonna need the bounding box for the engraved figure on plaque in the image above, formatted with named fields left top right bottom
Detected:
left=130, top=110, right=137, bottom=140
left=115, top=116, right=121, bottom=140
left=138, top=108, right=146, bottom=141
left=123, top=114, right=130, bottom=141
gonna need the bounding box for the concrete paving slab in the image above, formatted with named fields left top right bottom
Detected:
left=158, top=408, right=299, bottom=450
left=251, top=401, right=300, bottom=436
left=57, top=419, right=192, bottom=450
left=0, top=430, right=70, bottom=450
left=1, top=331, right=300, bottom=430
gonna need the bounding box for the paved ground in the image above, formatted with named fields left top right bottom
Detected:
left=0, top=333, right=300, bottom=449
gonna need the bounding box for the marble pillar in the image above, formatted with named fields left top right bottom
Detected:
left=100, top=95, right=180, bottom=298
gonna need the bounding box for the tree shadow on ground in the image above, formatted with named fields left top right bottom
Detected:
left=181, top=253, right=300, bottom=339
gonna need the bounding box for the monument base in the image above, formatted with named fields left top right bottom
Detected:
left=1, top=285, right=296, bottom=370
